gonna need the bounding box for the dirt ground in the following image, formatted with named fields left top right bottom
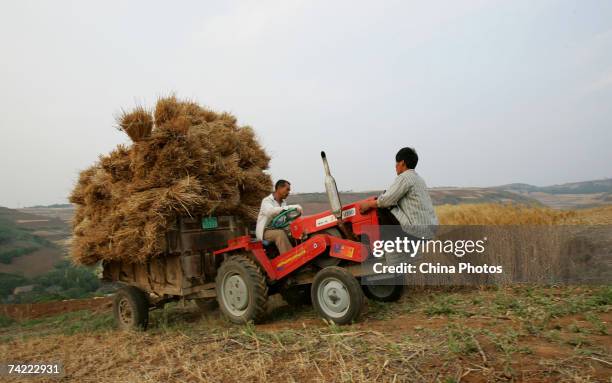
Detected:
left=1, top=296, right=112, bottom=320
left=1, top=286, right=610, bottom=383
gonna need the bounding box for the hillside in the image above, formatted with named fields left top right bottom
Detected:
left=289, top=178, right=612, bottom=213
left=0, top=207, right=102, bottom=305
left=289, top=188, right=542, bottom=214
left=0, top=207, right=68, bottom=277
left=4, top=187, right=542, bottom=231
left=499, top=178, right=612, bottom=195
left=498, top=178, right=612, bottom=209
left=18, top=178, right=612, bottom=218
left=19, top=205, right=75, bottom=223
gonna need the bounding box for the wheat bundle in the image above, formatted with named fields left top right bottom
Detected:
left=69, top=96, right=272, bottom=265
left=117, top=106, right=153, bottom=142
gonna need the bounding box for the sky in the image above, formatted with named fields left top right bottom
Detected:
left=0, top=0, right=611, bottom=208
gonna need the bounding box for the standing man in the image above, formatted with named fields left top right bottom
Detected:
left=359, top=147, right=438, bottom=239
left=256, top=180, right=302, bottom=254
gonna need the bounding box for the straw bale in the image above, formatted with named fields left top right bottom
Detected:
left=69, top=96, right=272, bottom=265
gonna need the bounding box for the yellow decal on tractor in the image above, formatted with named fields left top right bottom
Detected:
left=276, top=249, right=306, bottom=268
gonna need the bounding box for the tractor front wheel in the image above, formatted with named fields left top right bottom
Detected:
left=311, top=266, right=364, bottom=325
left=215, top=254, right=268, bottom=324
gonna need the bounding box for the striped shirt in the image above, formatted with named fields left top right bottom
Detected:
left=377, top=169, right=438, bottom=238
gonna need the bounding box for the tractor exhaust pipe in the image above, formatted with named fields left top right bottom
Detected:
left=321, top=151, right=342, bottom=219
left=321, top=151, right=356, bottom=241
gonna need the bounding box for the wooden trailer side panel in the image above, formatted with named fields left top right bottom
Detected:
left=102, top=254, right=211, bottom=297
left=101, top=215, right=249, bottom=298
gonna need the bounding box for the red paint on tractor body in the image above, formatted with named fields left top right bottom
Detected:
left=213, top=198, right=379, bottom=280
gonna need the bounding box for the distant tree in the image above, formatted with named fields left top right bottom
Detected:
left=34, top=260, right=100, bottom=293
left=0, top=273, right=29, bottom=298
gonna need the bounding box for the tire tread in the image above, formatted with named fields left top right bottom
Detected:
left=113, top=285, right=149, bottom=330
left=216, top=254, right=268, bottom=323
left=311, top=266, right=364, bottom=325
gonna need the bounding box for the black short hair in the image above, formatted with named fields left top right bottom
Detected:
left=396, top=147, right=418, bottom=169
left=275, top=179, right=291, bottom=190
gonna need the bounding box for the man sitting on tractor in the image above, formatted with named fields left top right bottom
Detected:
left=359, top=147, right=438, bottom=240
left=255, top=179, right=303, bottom=254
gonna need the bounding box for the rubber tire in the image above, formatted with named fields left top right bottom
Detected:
left=280, top=285, right=312, bottom=306
left=113, top=286, right=149, bottom=330
left=215, top=254, right=268, bottom=324
left=363, top=284, right=404, bottom=302
left=311, top=266, right=364, bottom=325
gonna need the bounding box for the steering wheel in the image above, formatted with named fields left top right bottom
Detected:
left=268, top=207, right=302, bottom=229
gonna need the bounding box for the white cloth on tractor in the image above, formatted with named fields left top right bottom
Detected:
left=255, top=193, right=302, bottom=241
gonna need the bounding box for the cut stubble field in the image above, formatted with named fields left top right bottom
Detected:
left=1, top=286, right=610, bottom=383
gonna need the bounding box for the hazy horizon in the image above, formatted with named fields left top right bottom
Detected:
left=1, top=0, right=611, bottom=208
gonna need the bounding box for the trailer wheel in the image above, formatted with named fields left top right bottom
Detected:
left=311, top=266, right=364, bottom=325
left=113, top=286, right=149, bottom=330
left=216, top=254, right=268, bottom=324
left=363, top=284, right=404, bottom=302
left=280, top=285, right=312, bottom=306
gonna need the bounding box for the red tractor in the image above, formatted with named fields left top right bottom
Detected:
left=212, top=152, right=402, bottom=325
left=105, top=152, right=402, bottom=329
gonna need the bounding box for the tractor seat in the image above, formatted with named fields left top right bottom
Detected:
left=261, top=239, right=280, bottom=258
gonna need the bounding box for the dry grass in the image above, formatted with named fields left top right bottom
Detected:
left=435, top=203, right=579, bottom=225
left=565, top=205, right=612, bottom=225
left=1, top=286, right=610, bottom=382
left=69, top=96, right=272, bottom=265
left=413, top=204, right=612, bottom=286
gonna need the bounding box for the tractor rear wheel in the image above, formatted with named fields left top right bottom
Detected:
left=215, top=254, right=268, bottom=324
left=311, top=266, right=364, bottom=325
left=113, top=286, right=149, bottom=330
left=363, top=284, right=404, bottom=302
